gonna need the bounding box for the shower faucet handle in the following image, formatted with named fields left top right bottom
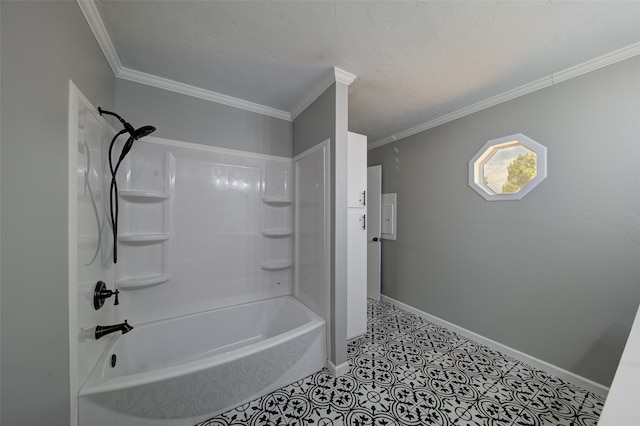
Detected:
left=93, top=281, right=120, bottom=310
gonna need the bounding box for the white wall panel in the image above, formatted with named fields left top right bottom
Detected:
left=294, top=142, right=329, bottom=325
left=70, top=86, right=117, bottom=413
left=114, top=139, right=292, bottom=325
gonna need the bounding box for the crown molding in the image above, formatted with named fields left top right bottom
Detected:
left=78, top=0, right=356, bottom=122
left=368, top=75, right=553, bottom=150
left=79, top=0, right=639, bottom=144
left=118, top=67, right=292, bottom=121
left=552, top=41, right=640, bottom=84
left=369, top=40, right=640, bottom=150
left=77, top=0, right=291, bottom=121
left=335, top=67, right=357, bottom=86
left=291, top=67, right=357, bottom=120
left=77, top=0, right=123, bottom=75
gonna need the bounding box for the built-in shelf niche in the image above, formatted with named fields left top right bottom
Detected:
left=116, top=150, right=174, bottom=290
left=261, top=161, right=293, bottom=273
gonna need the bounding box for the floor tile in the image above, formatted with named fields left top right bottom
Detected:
left=575, top=392, right=606, bottom=426
left=198, top=299, right=603, bottom=426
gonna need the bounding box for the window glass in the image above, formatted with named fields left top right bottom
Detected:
left=483, top=144, right=536, bottom=194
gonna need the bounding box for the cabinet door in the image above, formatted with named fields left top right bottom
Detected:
left=347, top=209, right=367, bottom=339
left=347, top=132, right=367, bottom=208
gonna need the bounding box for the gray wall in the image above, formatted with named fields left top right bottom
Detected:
left=115, top=79, right=292, bottom=157
left=368, top=56, right=640, bottom=386
left=292, top=85, right=336, bottom=157
left=0, top=2, right=115, bottom=424
left=293, top=82, right=349, bottom=368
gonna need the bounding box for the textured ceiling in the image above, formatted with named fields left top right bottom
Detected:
left=94, top=1, right=640, bottom=145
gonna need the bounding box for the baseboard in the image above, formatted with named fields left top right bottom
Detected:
left=380, top=295, right=609, bottom=397
left=327, top=359, right=350, bottom=377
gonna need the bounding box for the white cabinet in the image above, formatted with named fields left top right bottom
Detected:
left=347, top=132, right=367, bottom=340
left=347, top=132, right=367, bottom=208
left=347, top=209, right=367, bottom=339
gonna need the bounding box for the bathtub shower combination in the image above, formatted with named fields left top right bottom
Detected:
left=72, top=89, right=330, bottom=426
left=79, top=297, right=325, bottom=425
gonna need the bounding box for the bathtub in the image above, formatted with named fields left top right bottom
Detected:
left=78, top=296, right=326, bottom=426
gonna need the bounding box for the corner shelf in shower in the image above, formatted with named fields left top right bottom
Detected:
left=117, top=274, right=171, bottom=289
left=262, top=229, right=293, bottom=237
left=262, top=196, right=292, bottom=206
left=261, top=162, right=293, bottom=280
left=261, top=260, right=293, bottom=271
left=118, top=233, right=170, bottom=243
left=116, top=152, right=175, bottom=291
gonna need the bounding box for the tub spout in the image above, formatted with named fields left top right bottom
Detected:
left=95, top=320, right=133, bottom=340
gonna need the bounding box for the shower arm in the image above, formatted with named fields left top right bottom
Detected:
left=98, top=107, right=135, bottom=135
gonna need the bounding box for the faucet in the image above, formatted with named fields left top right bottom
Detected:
left=95, top=320, right=134, bottom=340
left=93, top=281, right=119, bottom=310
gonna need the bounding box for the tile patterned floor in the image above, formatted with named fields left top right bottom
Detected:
left=198, top=299, right=605, bottom=426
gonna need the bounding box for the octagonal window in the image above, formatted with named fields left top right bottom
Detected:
left=469, top=134, right=547, bottom=201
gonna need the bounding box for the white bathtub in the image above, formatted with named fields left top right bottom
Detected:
left=79, top=296, right=326, bottom=426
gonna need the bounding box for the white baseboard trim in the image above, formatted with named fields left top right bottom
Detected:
left=327, top=359, right=350, bottom=377
left=380, top=295, right=609, bottom=397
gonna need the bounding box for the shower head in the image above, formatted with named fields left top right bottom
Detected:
left=99, top=106, right=157, bottom=264
left=133, top=125, right=156, bottom=140
left=117, top=127, right=155, bottom=162
left=100, top=108, right=156, bottom=163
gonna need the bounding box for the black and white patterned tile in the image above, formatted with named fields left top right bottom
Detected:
left=198, top=299, right=603, bottom=426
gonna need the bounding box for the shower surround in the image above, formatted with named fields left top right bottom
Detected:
left=71, top=86, right=329, bottom=425
left=111, top=137, right=295, bottom=325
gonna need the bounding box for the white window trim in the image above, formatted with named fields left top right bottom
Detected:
left=468, top=133, right=547, bottom=201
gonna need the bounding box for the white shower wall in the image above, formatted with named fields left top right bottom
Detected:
left=294, top=140, right=331, bottom=357
left=294, top=141, right=329, bottom=321
left=70, top=84, right=119, bottom=423
left=70, top=87, right=308, bottom=426
left=116, top=138, right=293, bottom=325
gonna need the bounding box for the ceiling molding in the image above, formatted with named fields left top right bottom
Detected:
left=335, top=67, right=357, bottom=86
left=77, top=0, right=291, bottom=121
left=552, top=41, right=640, bottom=85
left=369, top=41, right=640, bottom=150
left=368, top=76, right=553, bottom=150
left=291, top=67, right=357, bottom=120
left=118, top=67, right=292, bottom=121
left=77, top=0, right=123, bottom=75
left=79, top=0, right=639, bottom=145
